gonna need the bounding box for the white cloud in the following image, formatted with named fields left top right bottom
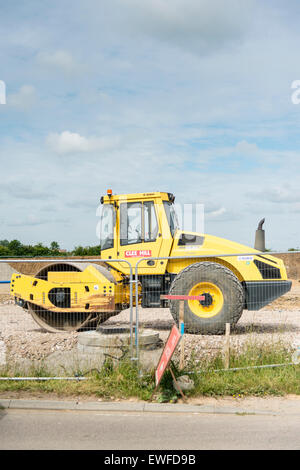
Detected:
left=234, top=140, right=260, bottom=156
left=9, top=85, right=37, bottom=109
left=206, top=207, right=227, bottom=219
left=111, top=0, right=254, bottom=55
left=37, top=50, right=78, bottom=73
left=247, top=187, right=300, bottom=204
left=46, top=131, right=120, bottom=155
left=8, top=214, right=49, bottom=227
left=292, top=203, right=300, bottom=213
left=46, top=131, right=90, bottom=154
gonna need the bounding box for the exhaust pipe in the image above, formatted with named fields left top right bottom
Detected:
left=254, top=218, right=266, bottom=252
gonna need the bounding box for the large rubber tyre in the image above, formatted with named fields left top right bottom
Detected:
left=169, top=262, right=244, bottom=335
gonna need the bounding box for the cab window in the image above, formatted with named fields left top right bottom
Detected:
left=144, top=201, right=158, bottom=242
left=163, top=201, right=179, bottom=237
left=99, top=204, right=115, bottom=250
left=120, top=201, right=158, bottom=245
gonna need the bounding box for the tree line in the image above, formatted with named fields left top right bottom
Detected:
left=0, top=239, right=299, bottom=258
left=0, top=240, right=101, bottom=258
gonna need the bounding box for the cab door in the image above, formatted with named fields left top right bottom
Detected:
left=117, top=200, right=164, bottom=272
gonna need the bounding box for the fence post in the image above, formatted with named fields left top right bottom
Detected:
left=224, top=323, right=231, bottom=369
left=179, top=300, right=185, bottom=369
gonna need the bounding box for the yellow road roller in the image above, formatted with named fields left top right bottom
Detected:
left=10, top=191, right=292, bottom=334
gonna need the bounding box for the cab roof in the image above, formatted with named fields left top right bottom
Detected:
left=100, top=191, right=175, bottom=204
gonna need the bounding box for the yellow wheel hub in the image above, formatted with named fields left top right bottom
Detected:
left=188, top=282, right=224, bottom=318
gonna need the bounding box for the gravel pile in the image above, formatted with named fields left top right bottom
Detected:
left=0, top=303, right=78, bottom=362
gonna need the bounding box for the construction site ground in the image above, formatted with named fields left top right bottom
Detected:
left=0, top=280, right=299, bottom=366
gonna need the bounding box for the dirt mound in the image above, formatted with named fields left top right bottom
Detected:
left=8, top=256, right=105, bottom=276
left=8, top=253, right=300, bottom=278
left=275, top=252, right=300, bottom=279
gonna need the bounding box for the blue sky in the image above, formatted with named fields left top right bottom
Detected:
left=1, top=0, right=300, bottom=250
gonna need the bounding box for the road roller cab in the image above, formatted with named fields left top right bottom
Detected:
left=98, top=191, right=176, bottom=275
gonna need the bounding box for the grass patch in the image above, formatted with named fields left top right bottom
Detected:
left=0, top=359, right=155, bottom=401
left=184, top=340, right=300, bottom=398
left=0, top=341, right=299, bottom=401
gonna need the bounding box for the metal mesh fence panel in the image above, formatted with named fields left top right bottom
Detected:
left=134, top=252, right=300, bottom=370
left=0, top=251, right=299, bottom=376
left=0, top=258, right=134, bottom=375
